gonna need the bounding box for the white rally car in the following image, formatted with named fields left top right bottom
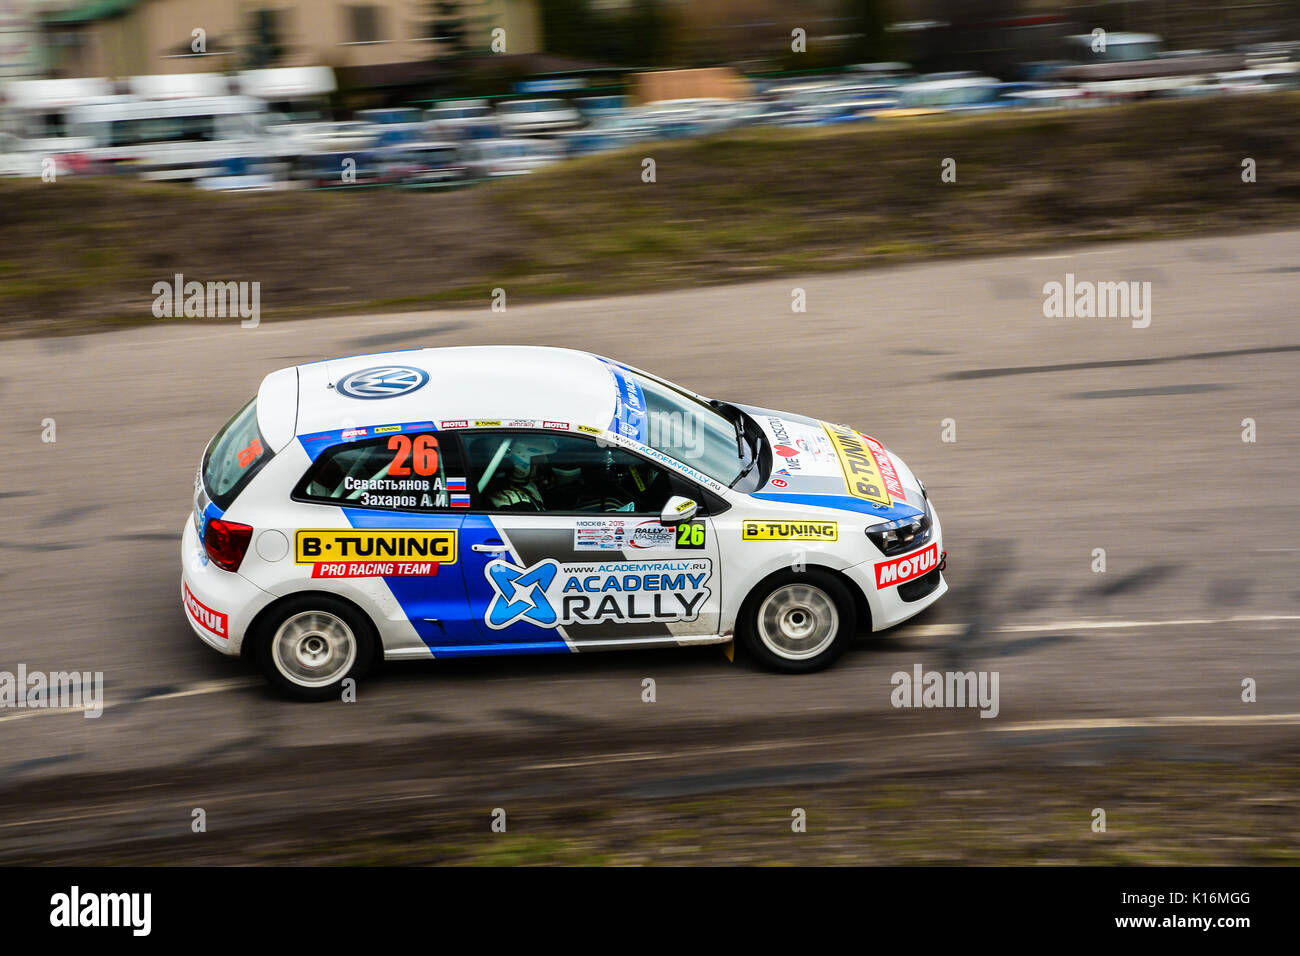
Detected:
left=182, top=347, right=946, bottom=699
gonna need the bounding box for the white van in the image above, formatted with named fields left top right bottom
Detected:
left=67, top=95, right=289, bottom=182
left=0, top=76, right=113, bottom=154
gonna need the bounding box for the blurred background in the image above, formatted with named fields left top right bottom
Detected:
left=3, top=0, right=1300, bottom=189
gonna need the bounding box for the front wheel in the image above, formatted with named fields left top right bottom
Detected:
left=739, top=571, right=856, bottom=673
left=254, top=596, right=376, bottom=701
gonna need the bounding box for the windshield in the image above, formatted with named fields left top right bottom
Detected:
left=623, top=369, right=753, bottom=487
left=203, top=398, right=273, bottom=509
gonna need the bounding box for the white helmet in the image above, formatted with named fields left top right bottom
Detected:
left=503, top=435, right=558, bottom=479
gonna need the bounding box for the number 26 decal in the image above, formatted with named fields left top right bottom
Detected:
left=388, top=434, right=439, bottom=476
left=676, top=521, right=706, bottom=549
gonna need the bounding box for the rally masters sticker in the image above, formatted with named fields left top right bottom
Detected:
left=484, top=558, right=712, bottom=629
left=295, top=530, right=457, bottom=578
left=574, top=518, right=706, bottom=551
left=742, top=520, right=838, bottom=541
left=821, top=422, right=892, bottom=507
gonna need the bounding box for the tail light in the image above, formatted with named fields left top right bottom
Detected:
left=204, top=517, right=253, bottom=572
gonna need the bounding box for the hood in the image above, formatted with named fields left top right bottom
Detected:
left=736, top=404, right=926, bottom=522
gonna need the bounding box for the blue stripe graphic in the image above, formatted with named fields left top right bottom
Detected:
left=599, top=359, right=647, bottom=442
left=748, top=492, right=924, bottom=521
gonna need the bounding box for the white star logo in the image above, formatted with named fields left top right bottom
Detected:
left=508, top=576, right=541, bottom=609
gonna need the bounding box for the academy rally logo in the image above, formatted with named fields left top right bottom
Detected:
left=484, top=558, right=713, bottom=629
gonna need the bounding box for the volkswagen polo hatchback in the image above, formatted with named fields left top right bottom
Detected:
left=182, top=347, right=946, bottom=699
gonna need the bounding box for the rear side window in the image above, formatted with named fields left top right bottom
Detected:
left=294, top=432, right=465, bottom=512
left=204, top=398, right=273, bottom=509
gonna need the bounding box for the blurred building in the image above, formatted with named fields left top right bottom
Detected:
left=0, top=0, right=43, bottom=79
left=38, top=0, right=541, bottom=78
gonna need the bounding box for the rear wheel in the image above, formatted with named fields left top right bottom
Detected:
left=739, top=570, right=855, bottom=673
left=255, top=596, right=376, bottom=701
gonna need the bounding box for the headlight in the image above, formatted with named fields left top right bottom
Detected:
left=866, top=501, right=933, bottom=556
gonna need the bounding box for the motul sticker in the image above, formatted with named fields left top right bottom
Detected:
left=875, top=543, right=939, bottom=589
left=184, top=583, right=228, bottom=638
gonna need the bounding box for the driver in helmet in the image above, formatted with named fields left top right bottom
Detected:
left=487, top=435, right=558, bottom=510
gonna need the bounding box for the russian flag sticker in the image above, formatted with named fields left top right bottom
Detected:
left=450, top=494, right=471, bottom=507
left=446, top=476, right=467, bottom=492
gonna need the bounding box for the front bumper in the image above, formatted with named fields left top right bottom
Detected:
left=844, top=504, right=948, bottom=631
left=846, top=561, right=948, bottom=631
left=180, top=517, right=276, bottom=656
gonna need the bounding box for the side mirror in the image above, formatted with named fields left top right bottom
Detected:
left=660, top=495, right=698, bottom=526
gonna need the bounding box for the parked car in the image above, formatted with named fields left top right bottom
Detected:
left=355, top=107, right=424, bottom=126
left=459, top=138, right=562, bottom=178
left=495, top=98, right=585, bottom=136
left=297, top=149, right=386, bottom=188
left=377, top=142, right=466, bottom=186
left=269, top=120, right=377, bottom=155
left=423, top=101, right=497, bottom=140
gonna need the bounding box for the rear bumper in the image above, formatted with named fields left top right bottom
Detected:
left=180, top=517, right=276, bottom=656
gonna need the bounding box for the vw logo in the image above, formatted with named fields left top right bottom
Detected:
left=336, top=365, right=429, bottom=400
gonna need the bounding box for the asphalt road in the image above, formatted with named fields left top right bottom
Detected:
left=1, top=228, right=1297, bottom=862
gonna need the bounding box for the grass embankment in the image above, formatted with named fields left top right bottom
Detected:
left=3, top=92, right=1299, bottom=337
left=61, top=754, right=1300, bottom=865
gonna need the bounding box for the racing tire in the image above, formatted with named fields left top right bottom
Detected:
left=254, top=595, right=376, bottom=701
left=739, top=570, right=855, bottom=674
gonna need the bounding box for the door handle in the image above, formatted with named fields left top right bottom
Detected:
left=472, top=543, right=510, bottom=553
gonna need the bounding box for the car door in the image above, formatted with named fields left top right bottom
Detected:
left=455, top=427, right=722, bottom=650
left=291, top=426, right=476, bottom=654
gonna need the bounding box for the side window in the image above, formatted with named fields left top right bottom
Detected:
left=294, top=432, right=465, bottom=512
left=204, top=397, right=274, bottom=510
left=461, top=430, right=682, bottom=514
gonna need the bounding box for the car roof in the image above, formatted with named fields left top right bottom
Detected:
left=284, top=346, right=619, bottom=438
